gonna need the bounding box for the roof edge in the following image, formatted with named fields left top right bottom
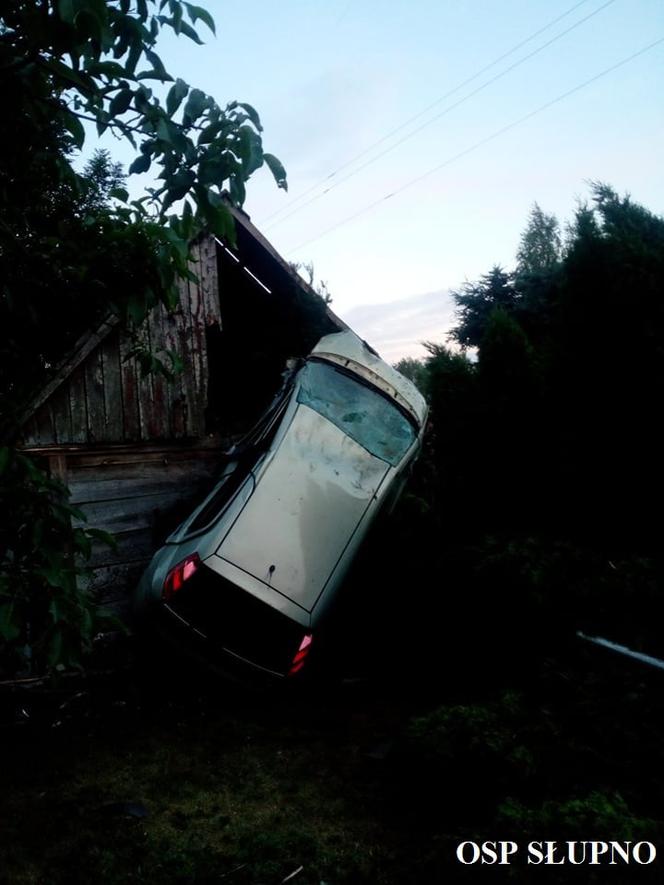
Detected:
left=222, top=199, right=349, bottom=333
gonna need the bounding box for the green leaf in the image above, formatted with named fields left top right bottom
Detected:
left=264, top=153, right=288, bottom=191
left=144, top=48, right=172, bottom=81
left=73, top=7, right=105, bottom=44
left=178, top=20, right=204, bottom=44
left=0, top=602, right=20, bottom=642
left=201, top=190, right=235, bottom=241
left=233, top=125, right=263, bottom=179
left=197, top=120, right=222, bottom=145
left=155, top=116, right=188, bottom=152
left=85, top=528, right=118, bottom=551
left=183, top=3, right=216, bottom=34
left=229, top=176, right=245, bottom=206
left=162, top=170, right=195, bottom=210
left=86, top=60, right=127, bottom=78
left=163, top=348, right=184, bottom=376
left=36, top=565, right=70, bottom=591
left=171, top=0, right=183, bottom=33
left=166, top=78, right=189, bottom=116
left=73, top=527, right=92, bottom=559
left=42, top=58, right=91, bottom=91
left=126, top=290, right=148, bottom=324
left=96, top=111, right=110, bottom=137
left=57, top=0, right=76, bottom=24
left=198, top=154, right=231, bottom=187
left=129, top=154, right=151, bottom=175
left=109, top=186, right=129, bottom=202
left=109, top=87, right=132, bottom=117
left=48, top=628, right=64, bottom=667
left=60, top=500, right=87, bottom=521
left=137, top=68, right=173, bottom=82
left=80, top=606, right=94, bottom=642
left=49, top=596, right=65, bottom=625
left=237, top=102, right=262, bottom=132
left=182, top=88, right=207, bottom=125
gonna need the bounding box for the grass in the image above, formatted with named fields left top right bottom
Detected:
left=0, top=668, right=412, bottom=885
left=2, top=645, right=664, bottom=885
left=3, top=572, right=664, bottom=884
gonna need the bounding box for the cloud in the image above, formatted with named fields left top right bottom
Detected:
left=340, top=289, right=457, bottom=363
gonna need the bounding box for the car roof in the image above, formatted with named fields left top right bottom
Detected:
left=310, top=331, right=428, bottom=428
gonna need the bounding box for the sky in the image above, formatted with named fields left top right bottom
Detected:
left=95, top=0, right=664, bottom=362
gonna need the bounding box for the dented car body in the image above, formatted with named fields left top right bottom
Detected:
left=134, top=331, right=428, bottom=680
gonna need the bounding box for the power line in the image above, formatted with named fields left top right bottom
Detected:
left=260, top=0, right=598, bottom=226
left=287, top=36, right=664, bottom=256
left=265, top=0, right=616, bottom=232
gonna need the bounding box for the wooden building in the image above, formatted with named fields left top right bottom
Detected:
left=19, top=207, right=344, bottom=613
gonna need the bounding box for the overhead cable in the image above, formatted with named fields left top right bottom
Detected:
left=266, top=0, right=616, bottom=232
left=259, top=0, right=600, bottom=226
left=287, top=36, right=664, bottom=255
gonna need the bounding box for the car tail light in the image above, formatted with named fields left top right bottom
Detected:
left=163, top=553, right=201, bottom=602
left=288, top=633, right=313, bottom=677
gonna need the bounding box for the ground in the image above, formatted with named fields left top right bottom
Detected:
left=2, top=637, right=664, bottom=885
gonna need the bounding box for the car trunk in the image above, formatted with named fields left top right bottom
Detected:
left=216, top=403, right=390, bottom=611
left=166, top=563, right=307, bottom=676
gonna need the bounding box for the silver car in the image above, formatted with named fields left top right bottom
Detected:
left=134, top=331, right=428, bottom=680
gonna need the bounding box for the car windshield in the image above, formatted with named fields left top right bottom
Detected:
left=296, top=360, right=417, bottom=466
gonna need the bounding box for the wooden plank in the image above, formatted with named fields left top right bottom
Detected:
left=68, top=461, right=217, bottom=505
left=77, top=489, right=190, bottom=534
left=187, top=244, right=206, bottom=437
left=147, top=304, right=170, bottom=439
left=47, top=453, right=68, bottom=485
left=178, top=277, right=198, bottom=438
left=101, top=330, right=124, bottom=442
left=135, top=321, right=158, bottom=441
left=21, top=416, right=41, bottom=447
left=86, top=559, right=148, bottom=615
left=137, top=373, right=157, bottom=440
left=84, top=344, right=105, bottom=443
left=88, top=527, right=156, bottom=569
left=162, top=300, right=187, bottom=439
left=196, top=235, right=221, bottom=437
left=191, top=240, right=206, bottom=434
left=32, top=402, right=56, bottom=446
left=22, top=314, right=120, bottom=423
left=199, top=234, right=221, bottom=326
left=118, top=330, right=140, bottom=442
left=21, top=436, right=226, bottom=459
left=51, top=382, right=72, bottom=445
left=68, top=365, right=88, bottom=444
left=65, top=443, right=223, bottom=471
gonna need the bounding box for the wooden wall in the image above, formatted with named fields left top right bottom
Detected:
left=22, top=235, right=220, bottom=447
left=45, top=441, right=224, bottom=614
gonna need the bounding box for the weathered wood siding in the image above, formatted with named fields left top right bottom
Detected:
left=22, top=236, right=220, bottom=448
left=63, top=443, right=222, bottom=613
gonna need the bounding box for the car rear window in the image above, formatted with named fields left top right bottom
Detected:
left=296, top=360, right=417, bottom=466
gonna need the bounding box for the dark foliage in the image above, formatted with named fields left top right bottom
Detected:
left=428, top=184, right=664, bottom=548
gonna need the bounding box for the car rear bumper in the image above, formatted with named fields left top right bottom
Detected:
left=139, top=561, right=314, bottom=685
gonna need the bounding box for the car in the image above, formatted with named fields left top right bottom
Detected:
left=134, top=330, right=428, bottom=681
